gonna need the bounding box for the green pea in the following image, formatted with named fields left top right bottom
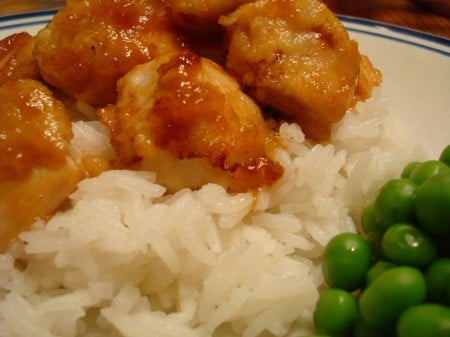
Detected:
left=415, top=170, right=450, bottom=236
left=425, top=258, right=450, bottom=304
left=397, top=303, right=450, bottom=337
left=365, top=261, right=395, bottom=285
left=374, top=179, right=417, bottom=230
left=439, top=144, right=450, bottom=166
left=322, top=233, right=371, bottom=291
left=313, top=288, right=359, bottom=337
left=409, top=160, right=449, bottom=185
left=361, top=203, right=378, bottom=234
left=359, top=266, right=426, bottom=328
left=401, top=161, right=420, bottom=179
left=381, top=223, right=436, bottom=268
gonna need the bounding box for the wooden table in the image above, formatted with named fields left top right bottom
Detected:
left=0, top=0, right=449, bottom=39
left=0, top=0, right=64, bottom=16
left=324, top=0, right=450, bottom=38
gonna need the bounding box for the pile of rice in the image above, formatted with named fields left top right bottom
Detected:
left=0, top=91, right=426, bottom=337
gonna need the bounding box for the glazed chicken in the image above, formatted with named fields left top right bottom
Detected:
left=99, top=51, right=283, bottom=192
left=0, top=79, right=84, bottom=251
left=353, top=54, right=382, bottom=103
left=34, top=0, right=184, bottom=108
left=220, top=0, right=379, bottom=141
left=0, top=32, right=40, bottom=85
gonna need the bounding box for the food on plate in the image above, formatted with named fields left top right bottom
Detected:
left=313, top=288, right=359, bottom=336
left=321, top=232, right=371, bottom=291
left=0, top=79, right=84, bottom=251
left=374, top=178, right=417, bottom=230
left=220, top=0, right=380, bottom=141
left=0, top=29, right=114, bottom=251
left=0, top=32, right=40, bottom=85
left=0, top=79, right=73, bottom=180
left=0, top=0, right=441, bottom=336
left=353, top=54, right=382, bottom=104
left=381, top=223, right=437, bottom=267
left=34, top=0, right=184, bottom=107
left=397, top=304, right=450, bottom=337
left=99, top=50, right=283, bottom=192
left=360, top=266, right=427, bottom=328
left=425, top=258, right=450, bottom=303
left=315, top=149, right=450, bottom=336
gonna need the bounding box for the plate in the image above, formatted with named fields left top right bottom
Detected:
left=1, top=10, right=450, bottom=156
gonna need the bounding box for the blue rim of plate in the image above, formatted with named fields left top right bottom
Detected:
left=340, top=15, right=450, bottom=57
left=0, top=8, right=449, bottom=57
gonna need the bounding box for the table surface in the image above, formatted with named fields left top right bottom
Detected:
left=0, top=0, right=449, bottom=39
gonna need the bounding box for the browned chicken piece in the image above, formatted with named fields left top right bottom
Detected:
left=34, top=0, right=185, bottom=108
left=99, top=51, right=283, bottom=192
left=220, top=0, right=364, bottom=141
left=0, top=79, right=84, bottom=251
left=163, top=0, right=253, bottom=34
left=353, top=54, right=382, bottom=104
left=0, top=32, right=40, bottom=85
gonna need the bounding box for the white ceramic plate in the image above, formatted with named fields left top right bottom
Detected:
left=1, top=10, right=449, bottom=156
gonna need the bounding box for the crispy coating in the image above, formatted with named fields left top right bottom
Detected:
left=0, top=32, right=40, bottom=85
left=353, top=54, right=382, bottom=103
left=0, top=79, right=83, bottom=251
left=0, top=79, right=73, bottom=179
left=34, top=0, right=184, bottom=107
left=220, top=0, right=362, bottom=141
left=99, top=51, right=283, bottom=192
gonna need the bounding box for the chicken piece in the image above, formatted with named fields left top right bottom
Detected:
left=353, top=54, right=382, bottom=103
left=0, top=79, right=84, bottom=251
left=220, top=0, right=362, bottom=141
left=99, top=51, right=283, bottom=192
left=0, top=79, right=73, bottom=179
left=163, top=0, right=253, bottom=34
left=0, top=32, right=40, bottom=85
left=34, top=0, right=184, bottom=108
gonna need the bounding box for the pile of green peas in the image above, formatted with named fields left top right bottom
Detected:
left=306, top=145, right=450, bottom=337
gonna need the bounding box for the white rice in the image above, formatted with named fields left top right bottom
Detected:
left=0, top=90, right=427, bottom=337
